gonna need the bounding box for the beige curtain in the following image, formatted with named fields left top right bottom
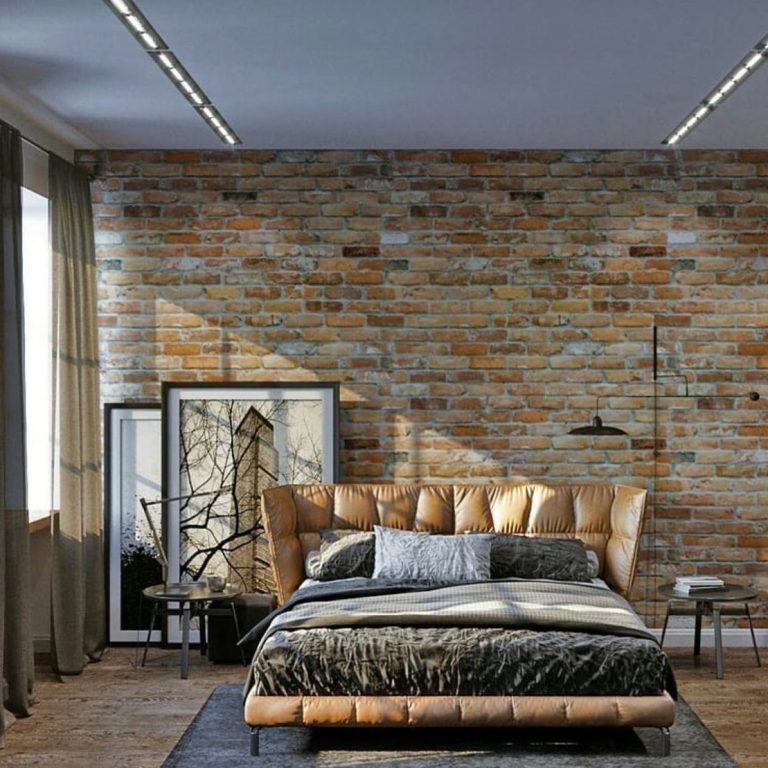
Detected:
left=0, top=122, right=34, bottom=745
left=49, top=156, right=105, bottom=675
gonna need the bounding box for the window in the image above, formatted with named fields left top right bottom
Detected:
left=21, top=186, right=53, bottom=523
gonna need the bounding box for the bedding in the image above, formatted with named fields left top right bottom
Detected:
left=305, top=530, right=595, bottom=583
left=372, top=526, right=493, bottom=582
left=305, top=530, right=375, bottom=580
left=246, top=577, right=675, bottom=699
left=487, top=535, right=591, bottom=580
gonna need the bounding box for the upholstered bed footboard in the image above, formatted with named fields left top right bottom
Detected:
left=245, top=692, right=676, bottom=728
left=244, top=692, right=676, bottom=756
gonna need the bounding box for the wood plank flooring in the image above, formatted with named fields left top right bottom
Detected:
left=0, top=645, right=765, bottom=767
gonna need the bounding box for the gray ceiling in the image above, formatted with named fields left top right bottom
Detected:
left=2, top=0, right=768, bottom=150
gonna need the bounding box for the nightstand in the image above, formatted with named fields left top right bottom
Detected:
left=658, top=582, right=761, bottom=679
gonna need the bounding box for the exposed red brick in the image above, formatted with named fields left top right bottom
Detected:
left=342, top=246, right=380, bottom=257
left=628, top=246, right=667, bottom=257
left=83, top=147, right=768, bottom=622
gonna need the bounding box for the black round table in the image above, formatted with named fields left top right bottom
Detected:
left=141, top=582, right=241, bottom=678
left=658, top=582, right=761, bottom=679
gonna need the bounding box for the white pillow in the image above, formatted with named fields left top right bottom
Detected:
left=373, top=525, right=492, bottom=583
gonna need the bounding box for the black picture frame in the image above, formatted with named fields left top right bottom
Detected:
left=160, top=382, right=339, bottom=643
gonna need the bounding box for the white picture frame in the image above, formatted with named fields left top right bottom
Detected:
left=104, top=404, right=163, bottom=644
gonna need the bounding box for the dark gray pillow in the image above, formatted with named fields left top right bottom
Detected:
left=489, top=535, right=591, bottom=581
left=307, top=529, right=375, bottom=581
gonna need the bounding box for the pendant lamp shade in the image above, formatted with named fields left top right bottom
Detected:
left=568, top=398, right=628, bottom=436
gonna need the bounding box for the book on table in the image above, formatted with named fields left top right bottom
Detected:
left=673, top=575, right=726, bottom=594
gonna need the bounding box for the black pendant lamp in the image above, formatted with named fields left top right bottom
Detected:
left=568, top=397, right=628, bottom=436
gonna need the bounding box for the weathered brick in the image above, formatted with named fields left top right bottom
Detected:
left=82, top=147, right=768, bottom=623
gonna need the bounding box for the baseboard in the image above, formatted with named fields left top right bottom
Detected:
left=650, top=626, right=766, bottom=648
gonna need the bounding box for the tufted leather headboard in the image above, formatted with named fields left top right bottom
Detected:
left=261, top=483, right=647, bottom=605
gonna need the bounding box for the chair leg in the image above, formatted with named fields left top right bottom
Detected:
left=250, top=727, right=260, bottom=756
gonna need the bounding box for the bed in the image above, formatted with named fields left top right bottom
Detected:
left=242, top=482, right=676, bottom=757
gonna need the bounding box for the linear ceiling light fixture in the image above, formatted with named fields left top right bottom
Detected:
left=103, top=0, right=241, bottom=145
left=663, top=33, right=768, bottom=145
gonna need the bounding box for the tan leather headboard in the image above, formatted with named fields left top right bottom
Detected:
left=262, top=483, right=647, bottom=605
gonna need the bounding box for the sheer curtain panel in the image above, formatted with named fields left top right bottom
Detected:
left=0, top=121, right=34, bottom=746
left=49, top=156, right=105, bottom=675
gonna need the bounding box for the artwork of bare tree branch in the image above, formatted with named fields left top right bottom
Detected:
left=176, top=397, right=325, bottom=593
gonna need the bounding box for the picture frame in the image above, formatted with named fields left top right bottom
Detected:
left=161, top=382, right=339, bottom=643
left=104, top=403, right=163, bottom=644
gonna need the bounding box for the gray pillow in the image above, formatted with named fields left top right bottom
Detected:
left=489, top=535, right=591, bottom=581
left=586, top=549, right=600, bottom=578
left=304, top=549, right=322, bottom=579
left=373, top=525, right=492, bottom=583
left=306, top=529, right=375, bottom=581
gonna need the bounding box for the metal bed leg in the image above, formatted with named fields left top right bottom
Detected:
left=659, top=726, right=671, bottom=757
left=250, top=727, right=260, bottom=756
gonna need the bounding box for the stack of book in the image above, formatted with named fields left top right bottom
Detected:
left=673, top=575, right=726, bottom=594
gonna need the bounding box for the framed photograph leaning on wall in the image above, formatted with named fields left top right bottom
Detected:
left=161, top=382, right=339, bottom=636
left=104, top=403, right=163, bottom=644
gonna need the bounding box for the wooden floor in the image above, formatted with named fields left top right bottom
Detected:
left=1, top=645, right=765, bottom=767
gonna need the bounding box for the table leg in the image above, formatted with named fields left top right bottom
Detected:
left=713, top=606, right=723, bottom=679
left=181, top=602, right=191, bottom=680
left=693, top=601, right=703, bottom=658
left=230, top=603, right=246, bottom=665
left=660, top=604, right=671, bottom=647
left=199, top=605, right=207, bottom=657
left=141, top=603, right=160, bottom=667
left=745, top=603, right=762, bottom=668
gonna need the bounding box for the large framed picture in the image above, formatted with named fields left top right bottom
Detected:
left=104, top=403, right=163, bottom=644
left=161, top=382, right=339, bottom=640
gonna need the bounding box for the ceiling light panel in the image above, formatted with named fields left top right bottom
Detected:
left=103, top=0, right=241, bottom=145
left=663, top=34, right=768, bottom=145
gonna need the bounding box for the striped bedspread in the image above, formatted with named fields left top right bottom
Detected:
left=243, top=579, right=676, bottom=698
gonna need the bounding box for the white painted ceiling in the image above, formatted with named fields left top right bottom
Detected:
left=2, top=0, right=768, bottom=150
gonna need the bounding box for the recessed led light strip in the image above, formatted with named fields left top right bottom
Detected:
left=663, top=34, right=768, bottom=145
left=103, top=0, right=241, bottom=145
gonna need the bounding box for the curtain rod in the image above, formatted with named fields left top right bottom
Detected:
left=21, top=133, right=52, bottom=157
left=1, top=116, right=49, bottom=157
left=1, top=115, right=83, bottom=169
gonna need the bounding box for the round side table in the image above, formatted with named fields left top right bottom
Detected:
left=141, top=582, right=241, bottom=679
left=658, top=582, right=761, bottom=679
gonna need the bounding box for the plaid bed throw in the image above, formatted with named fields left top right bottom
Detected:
left=259, top=579, right=655, bottom=648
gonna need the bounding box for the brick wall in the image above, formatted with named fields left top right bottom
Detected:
left=78, top=148, right=768, bottom=622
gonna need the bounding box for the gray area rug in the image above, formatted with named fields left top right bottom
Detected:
left=162, top=685, right=736, bottom=767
